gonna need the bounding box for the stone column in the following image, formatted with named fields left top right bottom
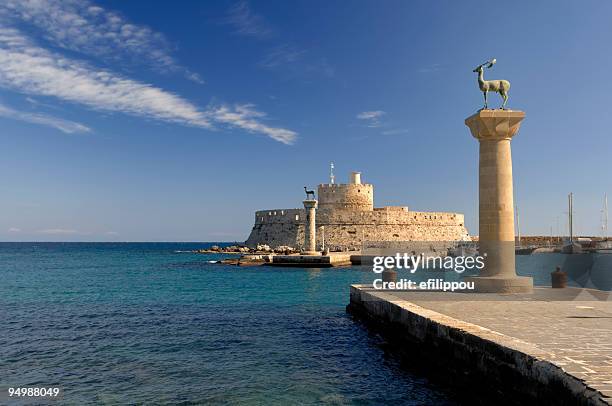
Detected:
left=302, top=200, right=318, bottom=255
left=464, top=110, right=533, bottom=293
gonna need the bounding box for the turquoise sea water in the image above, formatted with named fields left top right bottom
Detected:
left=2, top=243, right=610, bottom=405
left=1, top=243, right=456, bottom=405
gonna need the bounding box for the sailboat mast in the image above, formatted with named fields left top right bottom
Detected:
left=568, top=193, right=574, bottom=244
left=604, top=193, right=609, bottom=240
left=516, top=205, right=521, bottom=247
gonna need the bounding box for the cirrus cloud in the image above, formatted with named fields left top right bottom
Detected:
left=356, top=110, right=409, bottom=136
left=357, top=110, right=385, bottom=120
left=0, top=27, right=296, bottom=144
left=37, top=228, right=81, bottom=235
left=356, top=110, right=386, bottom=128
left=0, top=28, right=210, bottom=127
left=0, top=0, right=204, bottom=83
left=210, top=104, right=296, bottom=145
left=0, top=102, right=90, bottom=134
left=224, top=0, right=272, bottom=39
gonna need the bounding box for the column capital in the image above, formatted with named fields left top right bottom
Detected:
left=465, top=110, right=525, bottom=141
left=303, top=200, right=318, bottom=209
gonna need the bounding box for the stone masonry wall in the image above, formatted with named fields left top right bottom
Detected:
left=245, top=206, right=470, bottom=250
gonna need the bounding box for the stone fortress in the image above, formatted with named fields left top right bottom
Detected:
left=246, top=170, right=470, bottom=251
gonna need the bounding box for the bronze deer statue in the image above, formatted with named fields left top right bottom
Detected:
left=304, top=186, right=315, bottom=200
left=473, top=58, right=511, bottom=110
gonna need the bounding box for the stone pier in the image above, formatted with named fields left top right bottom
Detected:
left=348, top=285, right=612, bottom=404
left=464, top=110, right=533, bottom=293
left=302, top=200, right=318, bottom=255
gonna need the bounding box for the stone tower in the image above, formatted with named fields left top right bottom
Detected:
left=317, top=171, right=374, bottom=211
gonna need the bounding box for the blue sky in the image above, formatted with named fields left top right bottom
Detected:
left=1, top=0, right=611, bottom=242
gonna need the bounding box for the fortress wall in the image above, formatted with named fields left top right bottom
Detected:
left=245, top=206, right=469, bottom=250
left=253, top=209, right=304, bottom=224
left=245, top=209, right=305, bottom=248
left=315, top=208, right=468, bottom=250
left=317, top=208, right=464, bottom=227
left=317, top=184, right=373, bottom=211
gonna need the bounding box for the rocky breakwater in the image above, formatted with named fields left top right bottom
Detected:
left=198, top=244, right=297, bottom=255
left=198, top=244, right=298, bottom=267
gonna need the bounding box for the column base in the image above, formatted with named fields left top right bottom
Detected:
left=463, top=276, right=533, bottom=294
left=300, top=251, right=321, bottom=256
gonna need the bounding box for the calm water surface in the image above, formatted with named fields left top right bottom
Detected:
left=2, top=243, right=456, bottom=405
left=2, top=243, right=610, bottom=405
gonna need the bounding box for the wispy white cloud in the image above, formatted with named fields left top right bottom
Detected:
left=32, top=228, right=119, bottom=236
left=0, top=0, right=203, bottom=83
left=356, top=110, right=386, bottom=127
left=225, top=0, right=272, bottom=39
left=37, top=228, right=82, bottom=235
left=0, top=102, right=90, bottom=134
left=7, top=227, right=21, bottom=233
left=210, top=104, right=296, bottom=144
left=258, top=45, right=334, bottom=79
left=259, top=45, right=305, bottom=68
left=0, top=28, right=211, bottom=127
left=0, top=8, right=296, bottom=144
left=356, top=110, right=409, bottom=135
left=357, top=111, right=385, bottom=120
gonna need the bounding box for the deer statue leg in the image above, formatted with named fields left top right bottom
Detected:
left=483, top=91, right=488, bottom=109
left=501, top=91, right=508, bottom=110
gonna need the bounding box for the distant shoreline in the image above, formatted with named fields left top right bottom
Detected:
left=0, top=237, right=604, bottom=244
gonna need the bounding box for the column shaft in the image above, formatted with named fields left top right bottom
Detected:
left=303, top=200, right=318, bottom=254
left=464, top=110, right=532, bottom=293
left=479, top=139, right=516, bottom=278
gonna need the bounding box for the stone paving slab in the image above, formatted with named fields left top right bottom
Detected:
left=353, top=286, right=612, bottom=404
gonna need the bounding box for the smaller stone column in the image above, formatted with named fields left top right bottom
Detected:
left=302, top=200, right=318, bottom=255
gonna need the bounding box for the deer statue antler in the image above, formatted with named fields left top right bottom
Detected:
left=473, top=58, right=496, bottom=72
